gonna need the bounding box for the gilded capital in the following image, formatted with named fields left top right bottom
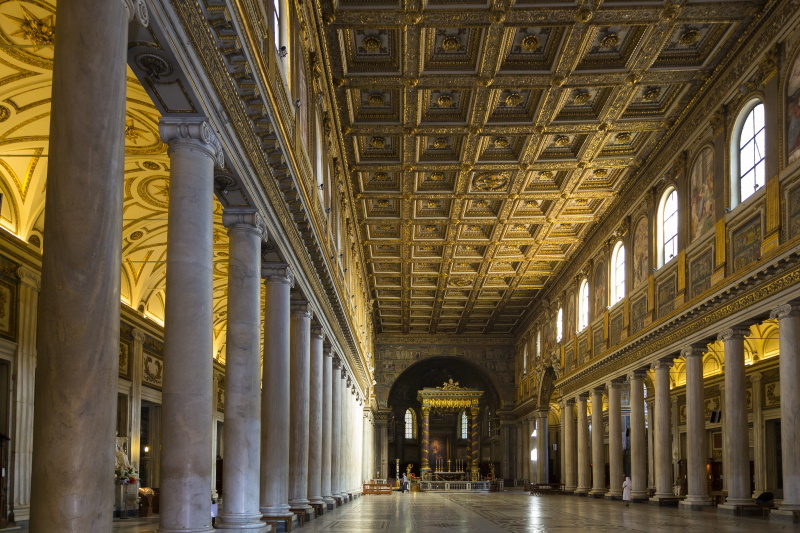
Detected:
left=261, top=263, right=294, bottom=286
left=159, top=118, right=224, bottom=169
left=222, top=207, right=267, bottom=238
left=16, top=266, right=41, bottom=291
left=122, top=0, right=148, bottom=26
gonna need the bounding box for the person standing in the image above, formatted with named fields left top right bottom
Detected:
left=622, top=476, right=632, bottom=507
left=401, top=473, right=408, bottom=493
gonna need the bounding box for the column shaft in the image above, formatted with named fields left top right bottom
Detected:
left=289, top=300, right=312, bottom=510
left=576, top=394, right=590, bottom=494
left=29, top=1, right=133, bottom=530
left=590, top=388, right=605, bottom=495
left=681, top=346, right=712, bottom=507
left=751, top=373, right=765, bottom=497
left=607, top=382, right=623, bottom=498
left=629, top=371, right=648, bottom=500
left=158, top=118, right=221, bottom=533
left=308, top=327, right=324, bottom=506
left=772, top=304, right=800, bottom=510
left=260, top=265, right=294, bottom=519
left=217, top=209, right=267, bottom=531
left=421, top=407, right=431, bottom=472
left=536, top=411, right=549, bottom=484
left=563, top=400, right=576, bottom=492
left=330, top=360, right=342, bottom=498
left=651, top=360, right=674, bottom=500
left=469, top=407, right=480, bottom=478
left=321, top=346, right=334, bottom=507
left=719, top=328, right=751, bottom=505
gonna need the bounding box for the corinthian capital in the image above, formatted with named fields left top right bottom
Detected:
left=122, top=0, right=148, bottom=26
left=222, top=207, right=267, bottom=238
left=159, top=118, right=224, bottom=169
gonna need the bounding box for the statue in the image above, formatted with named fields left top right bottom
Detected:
left=115, top=437, right=132, bottom=470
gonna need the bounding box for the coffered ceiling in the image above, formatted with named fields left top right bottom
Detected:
left=320, top=0, right=756, bottom=336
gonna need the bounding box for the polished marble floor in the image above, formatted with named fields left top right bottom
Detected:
left=17, top=491, right=800, bottom=532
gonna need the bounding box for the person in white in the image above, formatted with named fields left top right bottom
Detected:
left=622, top=476, right=632, bottom=507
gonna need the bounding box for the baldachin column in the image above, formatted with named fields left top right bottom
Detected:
left=590, top=387, right=605, bottom=496
left=650, top=359, right=674, bottom=501
left=606, top=380, right=623, bottom=498
left=29, top=1, right=146, bottom=531
left=469, top=406, right=480, bottom=479
left=289, top=299, right=313, bottom=513
left=679, top=345, right=712, bottom=509
left=718, top=328, right=752, bottom=507
left=563, top=399, right=576, bottom=493
left=629, top=369, right=648, bottom=501
left=307, top=325, right=325, bottom=509
left=575, top=393, right=590, bottom=495
left=421, top=404, right=431, bottom=473
left=321, top=344, right=335, bottom=508
left=216, top=208, right=268, bottom=532
left=260, top=264, right=294, bottom=521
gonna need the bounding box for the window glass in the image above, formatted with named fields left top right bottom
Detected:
left=662, top=189, right=678, bottom=263
left=738, top=103, right=765, bottom=204
left=578, top=279, right=589, bottom=331
left=404, top=409, right=414, bottom=439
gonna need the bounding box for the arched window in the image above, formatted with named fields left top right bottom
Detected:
left=536, top=329, right=541, bottom=359
left=404, top=408, right=415, bottom=439
left=556, top=307, right=563, bottom=342
left=733, top=101, right=765, bottom=207
left=657, top=187, right=678, bottom=268
left=522, top=343, right=528, bottom=375
left=611, top=241, right=626, bottom=304
left=578, top=278, right=589, bottom=331
left=461, top=411, right=468, bottom=439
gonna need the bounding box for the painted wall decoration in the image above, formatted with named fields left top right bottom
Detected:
left=565, top=291, right=575, bottom=341
left=787, top=49, right=800, bottom=164
left=789, top=184, right=800, bottom=238
left=657, top=276, right=676, bottom=319
left=119, top=340, right=131, bottom=379
left=593, top=261, right=606, bottom=319
left=593, top=326, right=605, bottom=357
left=542, top=318, right=552, bottom=355
left=142, top=350, right=164, bottom=389
left=690, top=249, right=713, bottom=297
left=732, top=216, right=761, bottom=271
left=631, top=295, right=647, bottom=333
left=578, top=338, right=588, bottom=365
left=565, top=348, right=574, bottom=372
left=430, top=436, right=450, bottom=464
left=0, top=278, right=15, bottom=339
left=690, top=147, right=715, bottom=241
left=632, top=216, right=649, bottom=287
left=610, top=312, right=623, bottom=346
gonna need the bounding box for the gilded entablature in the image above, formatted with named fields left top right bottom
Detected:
left=321, top=0, right=756, bottom=337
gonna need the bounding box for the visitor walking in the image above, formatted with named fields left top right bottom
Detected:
left=622, top=476, right=632, bottom=507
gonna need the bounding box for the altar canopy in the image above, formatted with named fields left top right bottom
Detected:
left=417, top=380, right=483, bottom=479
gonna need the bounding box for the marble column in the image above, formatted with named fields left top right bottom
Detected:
left=590, top=387, right=605, bottom=496
left=307, top=326, right=325, bottom=508
left=629, top=370, right=648, bottom=500
left=469, top=406, right=480, bottom=479
left=157, top=117, right=223, bottom=533
left=260, top=264, right=294, bottom=520
left=289, top=299, right=312, bottom=512
left=607, top=380, right=623, bottom=498
left=750, top=372, right=765, bottom=498
left=646, top=399, right=655, bottom=491
left=330, top=357, right=342, bottom=500
left=28, top=1, right=144, bottom=531
left=563, top=399, right=577, bottom=492
left=771, top=303, right=800, bottom=511
left=12, top=267, right=40, bottom=523
left=321, top=344, right=335, bottom=508
left=421, top=405, right=431, bottom=473
left=678, top=345, right=712, bottom=509
left=536, top=409, right=549, bottom=484
left=129, top=329, right=146, bottom=475
left=216, top=209, right=268, bottom=532
left=377, top=417, right=389, bottom=480
left=576, top=393, right=590, bottom=494
left=361, top=410, right=371, bottom=484
left=718, top=328, right=752, bottom=506
left=651, top=359, right=674, bottom=501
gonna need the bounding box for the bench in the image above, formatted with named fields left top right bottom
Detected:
left=363, top=483, right=393, bottom=495
left=530, top=483, right=565, bottom=495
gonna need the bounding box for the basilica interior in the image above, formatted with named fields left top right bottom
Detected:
left=0, top=0, right=800, bottom=532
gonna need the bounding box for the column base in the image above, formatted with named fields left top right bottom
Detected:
left=679, top=498, right=713, bottom=511
left=157, top=528, right=214, bottom=533
left=322, top=496, right=336, bottom=510
left=573, top=488, right=590, bottom=496
left=588, top=489, right=606, bottom=498
left=214, top=521, right=270, bottom=533
left=648, top=495, right=681, bottom=506
left=771, top=509, right=800, bottom=523
left=717, top=502, right=760, bottom=516
left=563, top=486, right=576, bottom=494
left=604, top=493, right=622, bottom=500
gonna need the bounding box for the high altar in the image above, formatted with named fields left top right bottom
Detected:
left=417, top=380, right=483, bottom=482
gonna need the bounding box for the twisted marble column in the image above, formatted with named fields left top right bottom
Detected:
left=421, top=406, right=431, bottom=473
left=680, top=345, right=712, bottom=509
left=563, top=399, right=576, bottom=492
left=217, top=209, right=268, bottom=532
left=629, top=370, right=648, bottom=500
left=308, top=325, right=325, bottom=507
left=575, top=393, right=590, bottom=494
left=321, top=344, right=335, bottom=508
left=718, top=328, right=752, bottom=506
left=289, top=299, right=312, bottom=512
left=651, top=359, right=674, bottom=501
left=260, top=264, right=294, bottom=520
left=590, top=387, right=605, bottom=496
left=607, top=380, right=623, bottom=498
left=469, top=406, right=480, bottom=478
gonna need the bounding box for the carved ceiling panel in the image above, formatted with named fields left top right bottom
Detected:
left=320, top=0, right=753, bottom=335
